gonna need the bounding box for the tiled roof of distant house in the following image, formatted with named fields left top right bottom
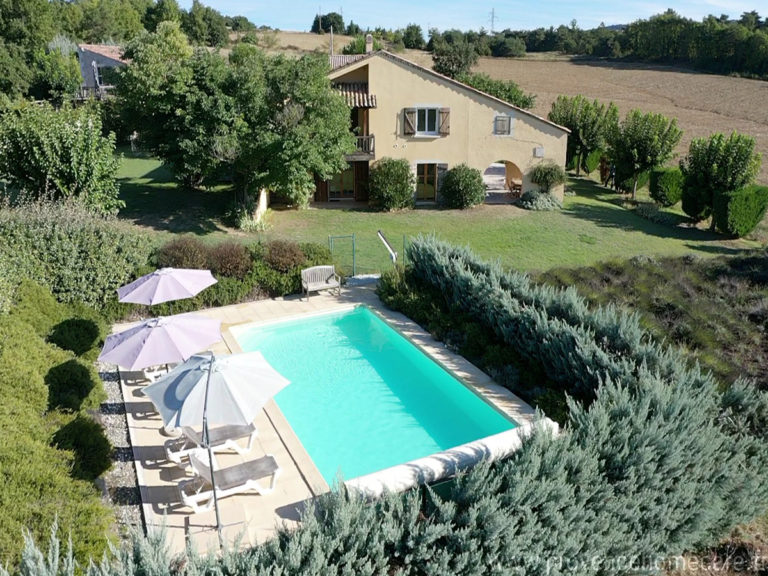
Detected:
left=78, top=44, right=128, bottom=64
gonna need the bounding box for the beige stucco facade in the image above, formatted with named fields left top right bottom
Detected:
left=325, top=52, right=569, bottom=201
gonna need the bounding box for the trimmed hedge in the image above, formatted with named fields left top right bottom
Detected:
left=650, top=166, right=684, bottom=207
left=440, top=164, right=485, bottom=209
left=0, top=282, right=112, bottom=568
left=369, top=158, right=415, bottom=211
left=0, top=203, right=152, bottom=308
left=712, top=185, right=768, bottom=237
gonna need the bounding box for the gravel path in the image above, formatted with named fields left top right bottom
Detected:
left=98, top=364, right=144, bottom=533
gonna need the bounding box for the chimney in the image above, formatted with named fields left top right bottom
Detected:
left=365, top=33, right=373, bottom=53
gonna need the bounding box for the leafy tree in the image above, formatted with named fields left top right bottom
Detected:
left=181, top=0, right=227, bottom=47
left=29, top=47, right=82, bottom=105
left=230, top=46, right=355, bottom=207
left=457, top=72, right=536, bottom=109
left=118, top=22, right=236, bottom=186
left=490, top=35, right=526, bottom=57
left=0, top=103, right=122, bottom=214
left=548, top=94, right=619, bottom=175
left=79, top=0, right=145, bottom=43
left=310, top=11, right=344, bottom=34
left=0, top=0, right=55, bottom=49
left=680, top=132, right=761, bottom=223
left=145, top=0, right=182, bottom=31
left=608, top=109, right=682, bottom=199
left=432, top=41, right=478, bottom=78
left=0, top=40, right=34, bottom=98
left=342, top=35, right=382, bottom=54
left=226, top=15, right=255, bottom=32
left=402, top=23, right=425, bottom=49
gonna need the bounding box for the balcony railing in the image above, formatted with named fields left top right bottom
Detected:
left=346, top=134, right=375, bottom=160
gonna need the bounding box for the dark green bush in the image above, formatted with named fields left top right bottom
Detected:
left=616, top=167, right=650, bottom=194
left=155, top=236, right=209, bottom=269
left=650, top=167, right=684, bottom=207
left=0, top=202, right=152, bottom=307
left=369, top=157, right=415, bottom=211
left=45, top=359, right=99, bottom=412
left=712, top=185, right=768, bottom=237
left=440, top=164, right=485, bottom=209
left=581, top=149, right=603, bottom=175
left=519, top=190, right=562, bottom=211
left=251, top=261, right=301, bottom=296
left=208, top=241, right=252, bottom=279
left=48, top=317, right=103, bottom=357
left=265, top=240, right=305, bottom=273
left=9, top=280, right=64, bottom=337
left=530, top=161, right=567, bottom=193
left=53, top=414, right=113, bottom=481
left=300, top=242, right=333, bottom=266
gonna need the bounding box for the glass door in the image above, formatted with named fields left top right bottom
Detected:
left=416, top=163, right=437, bottom=201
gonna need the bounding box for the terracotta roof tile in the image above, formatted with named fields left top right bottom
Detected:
left=333, top=82, right=377, bottom=108
left=77, top=44, right=127, bottom=64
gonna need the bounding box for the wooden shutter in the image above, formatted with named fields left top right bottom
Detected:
left=403, top=108, right=416, bottom=136
left=438, top=108, right=450, bottom=135
left=494, top=116, right=511, bottom=135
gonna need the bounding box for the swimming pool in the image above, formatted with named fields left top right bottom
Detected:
left=232, top=306, right=516, bottom=484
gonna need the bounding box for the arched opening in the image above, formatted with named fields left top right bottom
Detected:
left=483, top=161, right=524, bottom=200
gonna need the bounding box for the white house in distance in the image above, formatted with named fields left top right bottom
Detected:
left=77, top=44, right=127, bottom=97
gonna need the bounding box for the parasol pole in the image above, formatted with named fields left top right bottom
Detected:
left=202, top=352, right=224, bottom=549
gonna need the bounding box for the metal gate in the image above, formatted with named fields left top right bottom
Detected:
left=329, top=233, right=409, bottom=277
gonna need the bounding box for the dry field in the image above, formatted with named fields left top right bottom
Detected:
left=231, top=30, right=356, bottom=55
left=402, top=50, right=768, bottom=183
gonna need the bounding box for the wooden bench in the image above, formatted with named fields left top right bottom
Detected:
left=301, top=265, right=341, bottom=299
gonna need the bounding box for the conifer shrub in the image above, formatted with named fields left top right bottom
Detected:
left=518, top=190, right=563, bottom=211
left=650, top=166, right=684, bottom=206
left=45, top=359, right=100, bottom=412
left=440, top=164, right=486, bottom=209
left=712, top=185, right=768, bottom=237
left=581, top=149, right=603, bottom=175
left=52, top=414, right=112, bottom=481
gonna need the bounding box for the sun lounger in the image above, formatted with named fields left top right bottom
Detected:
left=178, top=449, right=281, bottom=513
left=164, top=423, right=258, bottom=466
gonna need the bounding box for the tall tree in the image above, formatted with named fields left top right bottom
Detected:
left=402, top=23, right=425, bottom=49
left=230, top=46, right=355, bottom=207
left=680, top=132, right=761, bottom=224
left=548, top=95, right=619, bottom=175
left=310, top=11, right=344, bottom=34
left=145, top=0, right=182, bottom=32
left=432, top=41, right=478, bottom=78
left=608, top=110, right=682, bottom=199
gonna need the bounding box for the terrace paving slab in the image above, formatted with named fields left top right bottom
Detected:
left=113, top=284, right=537, bottom=554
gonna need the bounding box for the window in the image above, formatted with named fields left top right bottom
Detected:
left=494, top=115, right=512, bottom=135
left=403, top=108, right=450, bottom=136
left=417, top=108, right=439, bottom=134
left=416, top=163, right=438, bottom=201
left=329, top=167, right=355, bottom=200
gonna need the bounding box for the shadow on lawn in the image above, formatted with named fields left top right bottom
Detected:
left=118, top=178, right=232, bottom=236
left=565, top=177, right=722, bottom=243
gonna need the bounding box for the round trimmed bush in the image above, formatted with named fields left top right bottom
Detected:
left=441, top=164, right=485, bottom=209
left=650, top=167, right=684, bottom=207
left=156, top=236, right=210, bottom=269
left=369, top=158, right=415, bottom=211
left=265, top=240, right=305, bottom=273
left=208, top=241, right=252, bottom=279
left=530, top=161, right=567, bottom=193
left=518, top=190, right=563, bottom=211
left=712, top=185, right=768, bottom=237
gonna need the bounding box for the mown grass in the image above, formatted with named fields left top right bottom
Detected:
left=117, top=152, right=762, bottom=274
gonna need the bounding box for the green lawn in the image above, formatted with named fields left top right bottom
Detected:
left=117, top=151, right=763, bottom=273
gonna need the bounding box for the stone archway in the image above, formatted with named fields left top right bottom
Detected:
left=483, top=160, right=524, bottom=202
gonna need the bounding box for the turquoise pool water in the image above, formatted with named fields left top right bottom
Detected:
left=233, top=306, right=515, bottom=483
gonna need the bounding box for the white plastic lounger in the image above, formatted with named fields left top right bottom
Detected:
left=164, top=424, right=258, bottom=466
left=179, top=449, right=281, bottom=513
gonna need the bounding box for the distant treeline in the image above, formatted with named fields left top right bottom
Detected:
left=428, top=9, right=768, bottom=78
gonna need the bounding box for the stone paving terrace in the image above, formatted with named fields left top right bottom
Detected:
left=113, top=285, right=535, bottom=554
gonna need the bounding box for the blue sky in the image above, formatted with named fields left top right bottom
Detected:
left=179, top=1, right=760, bottom=31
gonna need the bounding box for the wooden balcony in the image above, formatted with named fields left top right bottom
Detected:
left=346, top=135, right=375, bottom=161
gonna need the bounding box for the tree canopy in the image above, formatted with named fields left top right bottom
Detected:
left=608, top=110, right=682, bottom=198
left=311, top=11, right=344, bottom=34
